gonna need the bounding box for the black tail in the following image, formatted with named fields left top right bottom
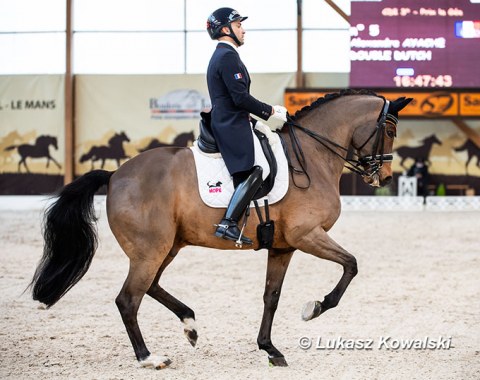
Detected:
left=29, top=170, right=114, bottom=307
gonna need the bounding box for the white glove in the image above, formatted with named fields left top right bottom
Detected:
left=271, top=105, right=288, bottom=122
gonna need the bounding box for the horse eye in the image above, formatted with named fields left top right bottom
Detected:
left=386, top=129, right=395, bottom=138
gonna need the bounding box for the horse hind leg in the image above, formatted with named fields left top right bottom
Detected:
left=146, top=245, right=198, bottom=347
left=19, top=157, right=31, bottom=173
left=115, top=258, right=172, bottom=369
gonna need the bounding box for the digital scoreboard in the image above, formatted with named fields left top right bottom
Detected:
left=349, top=0, right=480, bottom=88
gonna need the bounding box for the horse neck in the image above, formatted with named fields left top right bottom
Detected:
left=278, top=121, right=342, bottom=191
left=36, top=137, right=52, bottom=149
left=110, top=137, right=125, bottom=149
left=290, top=97, right=381, bottom=177
left=424, top=140, right=436, bottom=153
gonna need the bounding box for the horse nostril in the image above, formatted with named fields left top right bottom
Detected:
left=383, top=176, right=392, bottom=185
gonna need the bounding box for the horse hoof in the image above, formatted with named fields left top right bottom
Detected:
left=183, top=317, right=198, bottom=347
left=268, top=356, right=288, bottom=367
left=301, top=300, right=322, bottom=321
left=138, top=354, right=172, bottom=370
left=184, top=328, right=198, bottom=347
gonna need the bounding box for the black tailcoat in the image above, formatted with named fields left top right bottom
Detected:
left=207, top=43, right=272, bottom=175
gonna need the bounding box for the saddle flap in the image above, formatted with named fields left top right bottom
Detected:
left=190, top=130, right=289, bottom=209
left=252, top=129, right=278, bottom=200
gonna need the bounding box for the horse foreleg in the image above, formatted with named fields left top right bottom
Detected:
left=49, top=155, right=61, bottom=169
left=22, top=158, right=31, bottom=173
left=296, top=227, right=358, bottom=321
left=146, top=247, right=198, bottom=347
left=465, top=155, right=473, bottom=175
left=116, top=259, right=172, bottom=369
left=257, top=248, right=294, bottom=367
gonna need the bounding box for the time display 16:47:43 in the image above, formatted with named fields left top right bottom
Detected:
left=393, top=75, right=453, bottom=88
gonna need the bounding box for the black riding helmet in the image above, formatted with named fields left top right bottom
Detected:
left=207, top=7, right=248, bottom=46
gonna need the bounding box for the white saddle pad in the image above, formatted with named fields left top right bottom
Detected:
left=190, top=124, right=289, bottom=208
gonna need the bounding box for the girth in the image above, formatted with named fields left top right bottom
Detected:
left=197, top=111, right=277, bottom=199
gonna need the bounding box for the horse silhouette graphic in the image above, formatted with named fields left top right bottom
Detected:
left=454, top=139, right=480, bottom=175
left=4, top=134, right=61, bottom=173
left=207, top=180, right=222, bottom=188
left=138, top=131, right=195, bottom=152
left=80, top=132, right=130, bottom=170
left=395, top=134, right=442, bottom=169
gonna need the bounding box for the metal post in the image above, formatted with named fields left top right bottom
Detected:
left=64, top=0, right=74, bottom=184
left=296, top=0, right=304, bottom=88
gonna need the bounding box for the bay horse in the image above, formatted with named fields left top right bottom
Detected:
left=79, top=131, right=130, bottom=170
left=4, top=135, right=61, bottom=173
left=30, top=90, right=412, bottom=369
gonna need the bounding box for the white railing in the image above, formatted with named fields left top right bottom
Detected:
left=341, top=196, right=480, bottom=211
left=1, top=195, right=480, bottom=212
left=341, top=196, right=425, bottom=211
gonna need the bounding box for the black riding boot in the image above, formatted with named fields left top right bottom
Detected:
left=215, top=166, right=263, bottom=245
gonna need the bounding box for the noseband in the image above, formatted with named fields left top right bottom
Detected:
left=279, top=97, right=397, bottom=189
left=353, top=99, right=394, bottom=177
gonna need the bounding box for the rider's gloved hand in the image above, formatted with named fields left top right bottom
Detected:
left=271, top=105, right=288, bottom=122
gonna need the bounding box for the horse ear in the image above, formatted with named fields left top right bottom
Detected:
left=389, top=97, right=413, bottom=114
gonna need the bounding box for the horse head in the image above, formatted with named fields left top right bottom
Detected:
left=109, top=132, right=131, bottom=146
left=173, top=131, right=195, bottom=147
left=351, top=95, right=412, bottom=187
left=422, top=134, right=442, bottom=147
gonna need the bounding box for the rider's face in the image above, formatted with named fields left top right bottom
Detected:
left=226, top=21, right=245, bottom=46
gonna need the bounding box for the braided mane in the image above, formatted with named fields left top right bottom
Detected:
left=291, top=89, right=379, bottom=121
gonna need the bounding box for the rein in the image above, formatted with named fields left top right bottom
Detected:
left=277, top=98, right=395, bottom=189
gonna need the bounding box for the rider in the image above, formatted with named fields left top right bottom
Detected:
left=206, top=7, right=288, bottom=245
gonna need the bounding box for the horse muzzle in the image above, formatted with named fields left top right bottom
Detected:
left=360, top=154, right=393, bottom=187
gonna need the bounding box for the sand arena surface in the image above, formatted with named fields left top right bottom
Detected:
left=0, top=208, right=479, bottom=379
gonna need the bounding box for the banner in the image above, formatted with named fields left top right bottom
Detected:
left=0, top=75, right=64, bottom=194
left=284, top=89, right=480, bottom=118
left=75, top=73, right=294, bottom=174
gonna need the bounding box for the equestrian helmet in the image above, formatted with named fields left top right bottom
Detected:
left=206, top=7, right=248, bottom=40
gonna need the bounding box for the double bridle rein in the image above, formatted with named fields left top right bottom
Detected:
left=277, top=98, right=398, bottom=189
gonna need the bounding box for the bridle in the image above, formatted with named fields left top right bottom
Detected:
left=277, top=97, right=398, bottom=189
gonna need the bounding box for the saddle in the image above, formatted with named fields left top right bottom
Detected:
left=197, top=111, right=278, bottom=200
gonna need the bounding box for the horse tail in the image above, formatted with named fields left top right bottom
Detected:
left=29, top=169, right=114, bottom=308
left=4, top=145, right=17, bottom=151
